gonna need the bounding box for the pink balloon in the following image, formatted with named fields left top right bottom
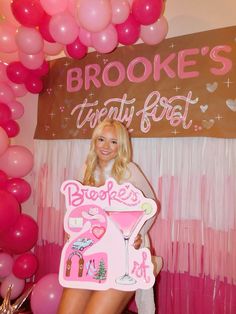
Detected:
left=0, top=170, right=8, bottom=189
left=0, top=252, right=14, bottom=278
left=0, top=213, right=38, bottom=254
left=116, top=14, right=140, bottom=45
left=77, top=0, right=112, bottom=32
left=6, top=178, right=31, bottom=204
left=0, top=82, right=15, bottom=103
left=0, top=21, right=18, bottom=53
left=25, top=74, right=43, bottom=94
left=1, top=273, right=25, bottom=300
left=2, top=119, right=20, bottom=138
left=132, top=0, right=163, bottom=25
left=67, top=0, right=78, bottom=17
left=140, top=15, right=168, bottom=45
left=0, top=62, right=8, bottom=82
left=111, top=0, right=130, bottom=24
left=16, top=26, right=44, bottom=55
left=38, top=14, right=55, bottom=43
left=0, top=102, right=11, bottom=125
left=66, top=36, right=88, bottom=59
left=79, top=28, right=92, bottom=47
left=6, top=61, right=30, bottom=84
left=19, top=51, right=45, bottom=70
left=11, top=0, right=45, bottom=27
left=0, top=127, right=9, bottom=156
left=31, top=273, right=63, bottom=314
left=0, top=145, right=34, bottom=178
left=13, top=252, right=38, bottom=279
left=0, top=51, right=19, bottom=64
left=43, top=41, right=63, bottom=56
left=7, top=81, right=28, bottom=98
left=40, top=0, right=68, bottom=15
left=49, top=12, right=79, bottom=45
left=0, top=190, right=20, bottom=233
left=7, top=100, right=24, bottom=120
left=92, top=24, right=118, bottom=53
left=0, top=0, right=20, bottom=26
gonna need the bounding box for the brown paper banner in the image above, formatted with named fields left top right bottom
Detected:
left=34, top=25, right=236, bottom=139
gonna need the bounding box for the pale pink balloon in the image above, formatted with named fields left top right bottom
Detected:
left=7, top=81, right=28, bottom=98
left=0, top=252, right=14, bottom=278
left=91, top=24, right=118, bottom=53
left=140, top=15, right=168, bottom=45
left=0, top=82, right=15, bottom=103
left=77, top=0, right=112, bottom=32
left=0, top=127, right=9, bottom=157
left=16, top=26, right=44, bottom=55
left=43, top=41, right=64, bottom=56
left=40, top=0, right=68, bottom=15
left=111, top=0, right=130, bottom=24
left=0, top=62, right=8, bottom=82
left=1, top=273, right=25, bottom=300
left=0, top=0, right=20, bottom=26
left=0, top=51, right=19, bottom=64
left=19, top=51, right=45, bottom=70
left=67, top=0, right=78, bottom=17
left=49, top=12, right=79, bottom=45
left=79, top=28, right=92, bottom=47
left=7, top=100, right=25, bottom=120
left=0, top=21, right=18, bottom=53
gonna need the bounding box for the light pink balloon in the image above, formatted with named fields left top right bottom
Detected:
left=0, top=21, right=18, bottom=53
left=0, top=51, right=19, bottom=64
left=91, top=24, right=118, bottom=53
left=111, top=0, right=130, bottom=24
left=0, top=145, right=34, bottom=178
left=77, top=0, right=112, bottom=32
left=19, top=51, right=45, bottom=70
left=79, top=28, right=92, bottom=47
left=16, top=26, right=44, bottom=55
left=43, top=41, right=64, bottom=56
left=0, top=252, right=14, bottom=278
left=40, top=0, right=68, bottom=15
left=0, top=61, right=8, bottom=82
left=0, top=127, right=9, bottom=157
left=0, top=82, right=15, bottom=103
left=49, top=12, right=79, bottom=45
left=0, top=0, right=20, bottom=26
left=67, top=0, right=78, bottom=17
left=7, top=100, right=24, bottom=120
left=1, top=273, right=25, bottom=300
left=140, top=15, right=168, bottom=45
left=7, top=81, right=28, bottom=98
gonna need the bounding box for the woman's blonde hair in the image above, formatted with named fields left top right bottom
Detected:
left=83, top=119, right=131, bottom=186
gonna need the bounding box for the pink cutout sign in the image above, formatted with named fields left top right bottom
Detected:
left=59, top=178, right=157, bottom=291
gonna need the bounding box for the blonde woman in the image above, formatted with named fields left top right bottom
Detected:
left=57, top=119, right=161, bottom=314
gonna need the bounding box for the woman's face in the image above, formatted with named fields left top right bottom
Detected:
left=95, top=125, right=119, bottom=166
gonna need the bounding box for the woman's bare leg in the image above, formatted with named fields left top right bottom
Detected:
left=84, top=289, right=135, bottom=314
left=57, top=288, right=92, bottom=314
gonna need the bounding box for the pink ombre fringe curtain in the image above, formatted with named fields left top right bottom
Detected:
left=33, top=137, right=236, bottom=313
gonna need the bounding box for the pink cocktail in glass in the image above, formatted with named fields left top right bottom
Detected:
left=106, top=210, right=144, bottom=285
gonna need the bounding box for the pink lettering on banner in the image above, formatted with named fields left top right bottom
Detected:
left=210, top=45, right=232, bottom=75
left=127, top=57, right=152, bottom=83
left=102, top=61, right=126, bottom=87
left=178, top=48, right=200, bottom=79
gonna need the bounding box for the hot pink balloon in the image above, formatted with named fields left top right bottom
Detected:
left=13, top=252, right=38, bottom=279
left=0, top=0, right=20, bottom=26
left=7, top=100, right=24, bottom=120
left=49, top=12, right=79, bottom=45
left=7, top=81, right=28, bottom=98
left=16, top=26, right=44, bottom=55
left=132, top=0, right=163, bottom=25
left=92, top=24, right=118, bottom=53
left=19, top=51, right=45, bottom=70
left=38, top=14, right=55, bottom=43
left=0, top=170, right=8, bottom=189
left=40, top=0, right=68, bottom=15
left=0, top=145, right=34, bottom=178
left=0, top=82, right=14, bottom=103
left=77, top=0, right=112, bottom=32
left=0, top=21, right=18, bottom=53
left=6, top=178, right=31, bottom=203
left=0, top=252, right=14, bottom=278
left=0, top=190, right=20, bottom=233
left=66, top=36, right=88, bottom=59
left=1, top=273, right=25, bottom=300
left=140, top=15, right=168, bottom=45
left=30, top=60, right=49, bottom=77
left=111, top=0, right=130, bottom=24
left=116, top=14, right=140, bottom=45
left=6, top=61, right=29, bottom=84
left=2, top=119, right=20, bottom=138
left=43, top=41, right=63, bottom=56
left=0, top=127, right=9, bottom=156
left=31, top=273, right=63, bottom=314
left=79, top=28, right=92, bottom=47
left=11, top=0, right=45, bottom=27
left=0, top=102, right=11, bottom=125
left=0, top=213, right=38, bottom=254
left=25, top=74, right=43, bottom=94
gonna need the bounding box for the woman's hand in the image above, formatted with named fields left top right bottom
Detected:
left=133, top=233, right=142, bottom=249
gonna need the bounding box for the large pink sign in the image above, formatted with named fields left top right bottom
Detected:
left=59, top=178, right=157, bottom=291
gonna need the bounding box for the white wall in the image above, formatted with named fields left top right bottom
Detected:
left=14, top=0, right=236, bottom=215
